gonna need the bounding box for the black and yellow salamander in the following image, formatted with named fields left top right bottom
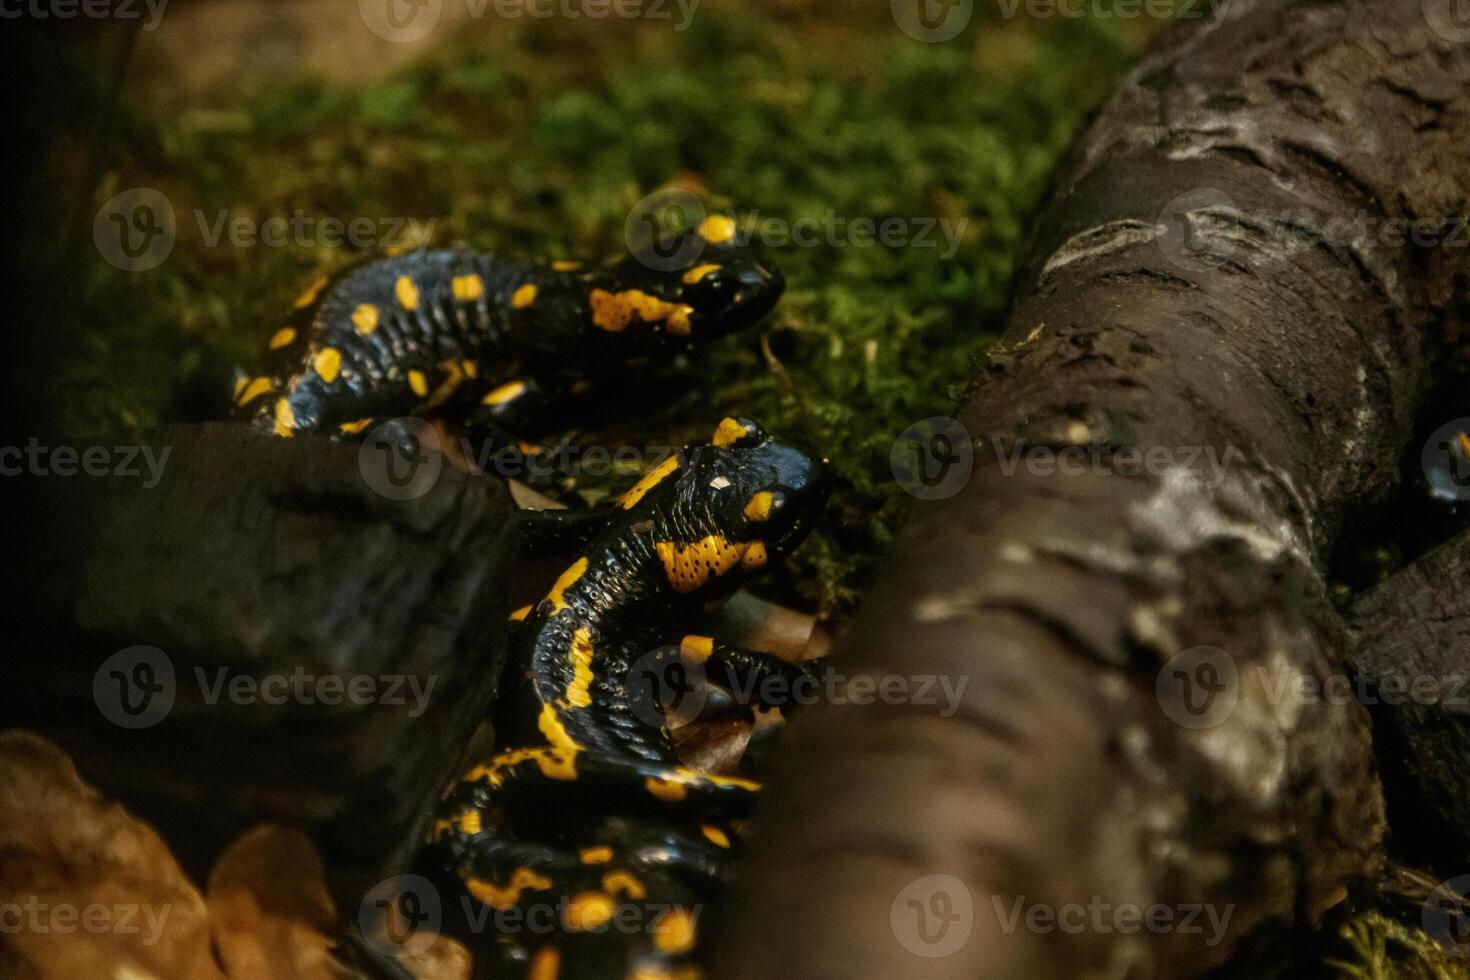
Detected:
left=431, top=417, right=831, bottom=980
left=231, top=215, right=781, bottom=449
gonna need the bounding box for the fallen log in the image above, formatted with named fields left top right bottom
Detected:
left=1350, top=527, right=1470, bottom=866
left=1, top=422, right=518, bottom=901
left=717, top=0, right=1470, bottom=976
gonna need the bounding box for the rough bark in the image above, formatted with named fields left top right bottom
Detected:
left=1350, top=527, right=1470, bottom=866
left=717, top=1, right=1470, bottom=977
left=1, top=423, right=517, bottom=901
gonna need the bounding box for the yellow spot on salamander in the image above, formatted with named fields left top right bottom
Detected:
left=645, top=777, right=688, bottom=802
left=463, top=360, right=479, bottom=378
left=272, top=398, right=296, bottom=438
left=293, top=275, right=328, bottom=309
left=352, top=304, right=379, bottom=335
left=552, top=260, right=581, bottom=271
left=602, top=871, right=646, bottom=900
left=702, top=771, right=760, bottom=791
left=682, top=263, right=720, bottom=284
left=701, top=825, right=731, bottom=848
left=408, top=369, right=429, bottom=397
left=656, top=536, right=754, bottom=592
left=565, top=892, right=615, bottom=931
left=482, top=380, right=527, bottom=407
left=743, top=491, right=776, bottom=521
left=652, top=908, right=698, bottom=955
left=742, top=540, right=768, bottom=571
left=339, top=418, right=375, bottom=435
left=579, top=846, right=613, bottom=864
left=589, top=288, right=693, bottom=336
left=618, top=454, right=680, bottom=510
left=452, top=274, right=485, bottom=302
left=395, top=275, right=420, bottom=310
left=535, top=749, right=578, bottom=781
left=537, top=704, right=583, bottom=756
left=509, top=604, right=533, bottom=622
left=680, top=635, right=714, bottom=663
left=711, top=417, right=752, bottom=447
left=268, top=327, right=296, bottom=350
left=235, top=376, right=273, bottom=407
left=546, top=557, right=589, bottom=613
left=466, top=868, right=554, bottom=910
left=313, top=347, right=342, bottom=384
left=628, top=968, right=700, bottom=980
left=698, top=214, right=737, bottom=244
left=528, top=947, right=559, bottom=980
left=1459, top=431, right=1470, bottom=462
left=565, top=628, right=595, bottom=709
left=511, top=283, right=538, bottom=308
left=455, top=809, right=482, bottom=834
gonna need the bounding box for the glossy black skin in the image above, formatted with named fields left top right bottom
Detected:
left=431, top=419, right=830, bottom=979
left=232, top=231, right=783, bottom=439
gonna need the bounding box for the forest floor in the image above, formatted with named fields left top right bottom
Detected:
left=66, top=1, right=1459, bottom=975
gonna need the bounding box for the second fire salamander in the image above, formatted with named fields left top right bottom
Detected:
left=432, top=418, right=831, bottom=980
left=232, top=216, right=780, bottom=456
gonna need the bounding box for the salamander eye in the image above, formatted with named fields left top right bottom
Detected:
left=710, top=417, right=764, bottom=448
left=681, top=264, right=738, bottom=313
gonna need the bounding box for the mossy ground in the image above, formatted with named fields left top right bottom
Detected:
left=64, top=3, right=1461, bottom=975
left=70, top=1, right=1154, bottom=612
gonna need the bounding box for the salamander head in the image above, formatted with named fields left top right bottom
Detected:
left=632, top=418, right=830, bottom=599
left=601, top=224, right=784, bottom=343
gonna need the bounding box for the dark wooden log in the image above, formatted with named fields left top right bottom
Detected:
left=717, top=1, right=1470, bottom=977
left=1350, top=528, right=1470, bottom=866
left=1, top=422, right=518, bottom=901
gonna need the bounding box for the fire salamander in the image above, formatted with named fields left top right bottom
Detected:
left=431, top=417, right=830, bottom=980
left=231, top=215, right=781, bottom=451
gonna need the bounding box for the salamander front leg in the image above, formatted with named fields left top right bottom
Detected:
left=675, top=635, right=827, bottom=714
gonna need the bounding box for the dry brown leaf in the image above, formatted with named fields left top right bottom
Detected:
left=0, top=729, right=225, bottom=980
left=672, top=712, right=754, bottom=775
left=210, top=825, right=472, bottom=980
left=358, top=915, right=473, bottom=980
left=205, top=824, right=342, bottom=980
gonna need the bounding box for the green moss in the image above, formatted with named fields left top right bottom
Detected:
left=1328, top=910, right=1467, bottom=980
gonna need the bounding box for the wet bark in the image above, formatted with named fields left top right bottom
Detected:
left=718, top=1, right=1470, bottom=977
